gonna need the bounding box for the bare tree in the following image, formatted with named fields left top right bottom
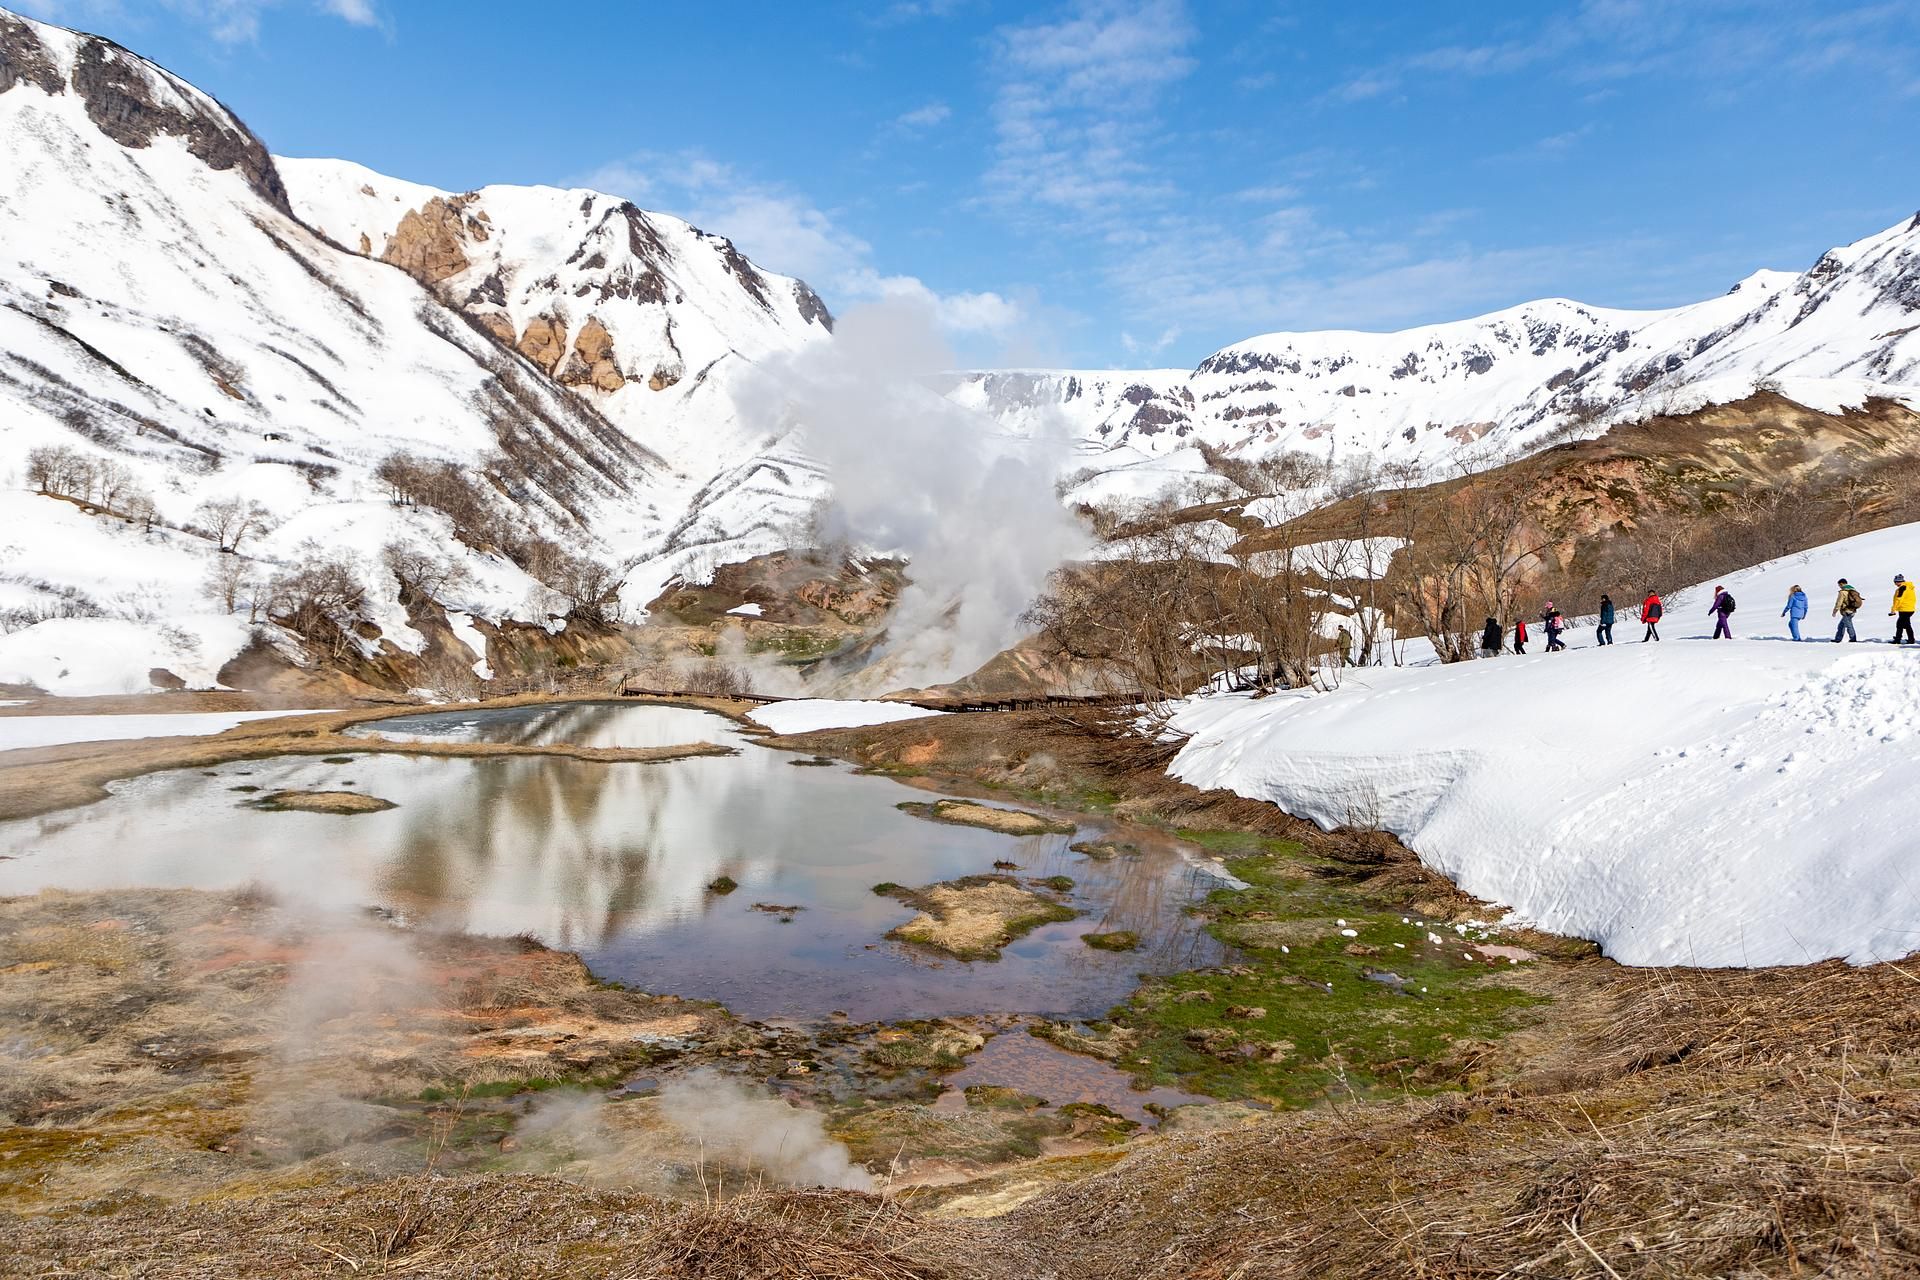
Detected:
left=264, top=550, right=368, bottom=659
left=195, top=496, right=274, bottom=553
left=120, top=486, right=159, bottom=535
left=25, top=444, right=93, bottom=499
left=381, top=541, right=472, bottom=604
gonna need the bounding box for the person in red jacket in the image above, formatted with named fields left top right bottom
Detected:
left=1639, top=590, right=1663, bottom=642
left=1512, top=617, right=1529, bottom=654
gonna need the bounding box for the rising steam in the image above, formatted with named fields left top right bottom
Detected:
left=660, top=1070, right=873, bottom=1191
left=747, top=296, right=1088, bottom=690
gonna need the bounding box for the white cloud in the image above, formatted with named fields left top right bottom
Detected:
left=317, top=0, right=378, bottom=26
left=985, top=0, right=1196, bottom=223
left=18, top=0, right=383, bottom=42
left=894, top=101, right=952, bottom=130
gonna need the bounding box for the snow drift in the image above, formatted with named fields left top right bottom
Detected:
left=1167, top=522, right=1920, bottom=969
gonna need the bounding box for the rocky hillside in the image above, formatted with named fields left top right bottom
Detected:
left=0, top=7, right=832, bottom=696
left=954, top=217, right=1920, bottom=505
left=280, top=157, right=835, bottom=587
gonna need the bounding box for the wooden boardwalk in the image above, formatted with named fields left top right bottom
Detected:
left=616, top=686, right=1142, bottom=715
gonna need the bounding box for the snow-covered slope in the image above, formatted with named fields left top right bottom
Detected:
left=1164, top=522, right=1920, bottom=969
left=955, top=219, right=1920, bottom=504
left=0, top=6, right=841, bottom=694
left=279, top=156, right=836, bottom=592
left=0, top=7, right=671, bottom=691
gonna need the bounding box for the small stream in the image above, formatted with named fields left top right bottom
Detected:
left=0, top=702, right=1229, bottom=1023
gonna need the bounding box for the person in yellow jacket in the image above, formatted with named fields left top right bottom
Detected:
left=1892, top=574, right=1916, bottom=646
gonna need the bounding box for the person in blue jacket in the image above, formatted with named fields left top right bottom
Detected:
left=1597, top=593, right=1616, bottom=645
left=1781, top=583, right=1808, bottom=641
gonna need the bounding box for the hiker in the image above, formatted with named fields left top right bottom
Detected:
left=1893, top=574, right=1917, bottom=645
left=1639, top=589, right=1663, bottom=642
left=1480, top=615, right=1503, bottom=657
left=1707, top=585, right=1736, bottom=639
left=1513, top=616, right=1529, bottom=654
left=1781, top=584, right=1809, bottom=641
left=1541, top=602, right=1567, bottom=652
left=1336, top=624, right=1354, bottom=666
left=1833, top=578, right=1863, bottom=643
left=1597, top=593, right=1616, bottom=646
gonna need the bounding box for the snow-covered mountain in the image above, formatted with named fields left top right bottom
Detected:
left=954, top=218, right=1920, bottom=504
left=0, top=7, right=828, bottom=694
left=279, top=157, right=835, bottom=583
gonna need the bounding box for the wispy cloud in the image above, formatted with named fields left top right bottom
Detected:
left=893, top=101, right=953, bottom=130
left=984, top=0, right=1196, bottom=224
left=1332, top=1, right=1920, bottom=101
left=18, top=0, right=383, bottom=43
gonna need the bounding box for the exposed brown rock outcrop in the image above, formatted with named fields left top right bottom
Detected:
left=475, top=311, right=517, bottom=346
left=557, top=315, right=625, bottom=392
left=516, top=313, right=567, bottom=373
left=381, top=196, right=476, bottom=285
left=40, top=33, right=294, bottom=215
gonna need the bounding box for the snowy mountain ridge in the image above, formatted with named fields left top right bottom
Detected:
left=0, top=6, right=832, bottom=694
left=954, top=219, right=1920, bottom=503
left=279, top=157, right=836, bottom=585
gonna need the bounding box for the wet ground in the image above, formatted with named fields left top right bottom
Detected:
left=933, top=1029, right=1211, bottom=1124
left=0, top=702, right=1227, bottom=1024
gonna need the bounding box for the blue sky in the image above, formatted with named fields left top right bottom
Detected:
left=20, top=0, right=1920, bottom=368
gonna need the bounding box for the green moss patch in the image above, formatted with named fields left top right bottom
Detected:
left=1111, top=846, right=1548, bottom=1107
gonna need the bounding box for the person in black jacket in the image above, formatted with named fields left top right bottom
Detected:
left=1480, top=616, right=1502, bottom=657
left=1597, top=594, right=1615, bottom=645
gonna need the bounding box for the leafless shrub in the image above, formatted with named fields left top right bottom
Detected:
left=194, top=495, right=274, bottom=553
left=25, top=443, right=93, bottom=499
left=381, top=541, right=472, bottom=606
left=264, top=549, right=368, bottom=660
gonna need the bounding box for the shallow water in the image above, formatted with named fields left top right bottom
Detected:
left=933, top=1030, right=1211, bottom=1124
left=0, top=703, right=1226, bottom=1022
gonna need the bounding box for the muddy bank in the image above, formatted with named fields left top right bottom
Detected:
left=0, top=692, right=756, bottom=821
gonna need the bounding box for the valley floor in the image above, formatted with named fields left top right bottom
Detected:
left=4, top=702, right=1916, bottom=1276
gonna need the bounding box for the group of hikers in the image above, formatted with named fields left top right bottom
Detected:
left=1478, top=572, right=1919, bottom=656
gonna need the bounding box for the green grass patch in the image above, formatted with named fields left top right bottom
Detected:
left=1112, top=849, right=1548, bottom=1107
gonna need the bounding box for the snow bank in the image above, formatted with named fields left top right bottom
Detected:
left=0, top=616, right=258, bottom=696
left=747, top=700, right=945, bottom=735
left=0, top=709, right=334, bottom=753
left=1170, top=643, right=1920, bottom=967
left=1166, top=521, right=1920, bottom=969
left=1658, top=522, right=1920, bottom=643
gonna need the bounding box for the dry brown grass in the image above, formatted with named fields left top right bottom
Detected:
left=883, top=879, right=1077, bottom=961
left=993, top=960, right=1920, bottom=1278
left=251, top=789, right=398, bottom=814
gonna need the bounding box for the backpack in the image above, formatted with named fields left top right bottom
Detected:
left=1647, top=600, right=1663, bottom=621
left=1843, top=587, right=1863, bottom=612
left=1720, top=593, right=1736, bottom=614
